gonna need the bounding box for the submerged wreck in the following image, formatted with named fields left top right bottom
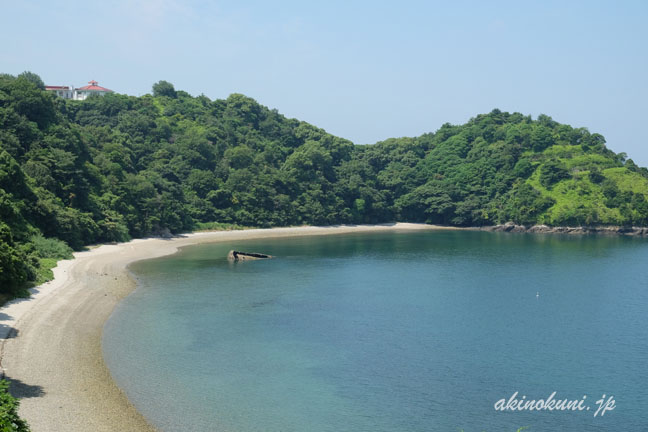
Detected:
left=227, top=250, right=273, bottom=261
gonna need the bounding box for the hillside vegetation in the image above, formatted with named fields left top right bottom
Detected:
left=1, top=72, right=648, bottom=294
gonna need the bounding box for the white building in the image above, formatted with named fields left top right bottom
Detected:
left=74, top=80, right=113, bottom=100
left=45, top=80, right=113, bottom=100
left=44, top=85, right=75, bottom=99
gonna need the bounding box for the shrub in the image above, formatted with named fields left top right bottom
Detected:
left=29, top=234, right=73, bottom=260
left=0, top=380, right=30, bottom=431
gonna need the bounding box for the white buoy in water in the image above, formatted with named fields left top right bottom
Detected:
left=536, top=291, right=539, bottom=299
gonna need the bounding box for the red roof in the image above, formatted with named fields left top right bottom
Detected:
left=45, top=85, right=70, bottom=90
left=77, top=80, right=113, bottom=92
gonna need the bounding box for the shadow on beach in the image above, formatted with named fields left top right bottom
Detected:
left=0, top=313, right=19, bottom=340
left=0, top=325, right=19, bottom=339
left=5, top=376, right=45, bottom=398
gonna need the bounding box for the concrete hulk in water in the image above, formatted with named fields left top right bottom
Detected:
left=227, top=250, right=273, bottom=261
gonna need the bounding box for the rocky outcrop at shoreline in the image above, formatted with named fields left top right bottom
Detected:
left=482, top=222, right=648, bottom=236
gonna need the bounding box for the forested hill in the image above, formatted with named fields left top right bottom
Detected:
left=2, top=72, right=648, bottom=294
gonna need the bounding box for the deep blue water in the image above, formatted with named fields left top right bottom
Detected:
left=103, top=230, right=648, bottom=431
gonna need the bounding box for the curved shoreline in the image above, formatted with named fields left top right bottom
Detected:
left=0, top=224, right=452, bottom=431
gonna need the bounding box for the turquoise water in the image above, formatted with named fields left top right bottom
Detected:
left=103, top=230, right=648, bottom=431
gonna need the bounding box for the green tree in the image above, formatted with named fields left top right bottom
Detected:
left=539, top=160, right=570, bottom=188
left=17, top=71, right=45, bottom=90
left=152, top=80, right=177, bottom=98
left=503, top=183, right=555, bottom=225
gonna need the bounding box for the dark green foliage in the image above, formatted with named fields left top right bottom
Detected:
left=1, top=73, right=647, bottom=292
left=531, top=125, right=553, bottom=151
left=589, top=167, right=605, bottom=183
left=17, top=71, right=44, bottom=90
left=0, top=223, right=33, bottom=295
left=539, top=160, right=570, bottom=188
left=512, top=158, right=534, bottom=178
left=0, top=380, right=30, bottom=431
left=152, top=80, right=177, bottom=98
left=504, top=183, right=555, bottom=225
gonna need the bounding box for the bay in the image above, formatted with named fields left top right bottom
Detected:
left=103, top=230, right=648, bottom=431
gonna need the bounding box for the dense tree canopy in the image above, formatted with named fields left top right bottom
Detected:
left=1, top=72, right=648, bottom=294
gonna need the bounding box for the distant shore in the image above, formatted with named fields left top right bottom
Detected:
left=482, top=222, right=648, bottom=236
left=0, top=223, right=457, bottom=432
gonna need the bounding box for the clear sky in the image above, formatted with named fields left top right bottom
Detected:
left=2, top=0, right=647, bottom=165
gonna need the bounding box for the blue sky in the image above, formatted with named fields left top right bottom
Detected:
left=2, top=0, right=647, bottom=165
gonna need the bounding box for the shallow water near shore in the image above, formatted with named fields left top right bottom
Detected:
left=104, top=230, right=648, bottom=431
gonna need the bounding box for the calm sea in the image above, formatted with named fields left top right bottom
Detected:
left=103, top=230, right=648, bottom=431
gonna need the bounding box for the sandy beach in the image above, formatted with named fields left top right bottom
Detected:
left=0, top=223, right=455, bottom=432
